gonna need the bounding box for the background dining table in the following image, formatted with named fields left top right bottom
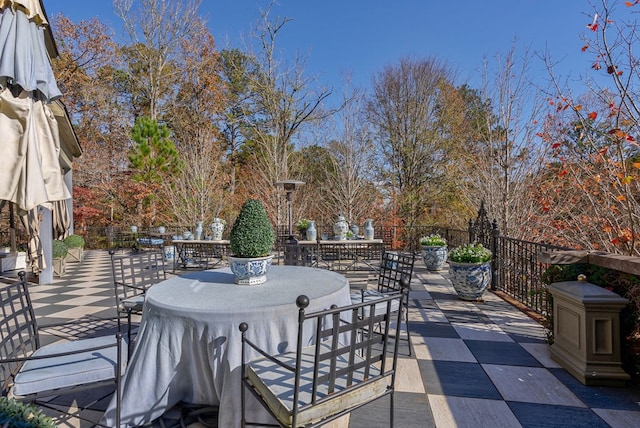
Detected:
left=102, top=265, right=352, bottom=427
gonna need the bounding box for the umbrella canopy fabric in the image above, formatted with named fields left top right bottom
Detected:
left=0, top=3, right=60, bottom=102
left=0, top=86, right=71, bottom=213
left=19, top=206, right=43, bottom=273
left=0, top=0, right=46, bottom=25
left=0, top=3, right=69, bottom=214
left=52, top=199, right=70, bottom=239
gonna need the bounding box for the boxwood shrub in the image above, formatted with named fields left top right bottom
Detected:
left=230, top=199, right=275, bottom=257
left=52, top=240, right=68, bottom=259
left=63, top=234, right=85, bottom=248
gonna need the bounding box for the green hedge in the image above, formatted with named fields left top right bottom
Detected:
left=0, top=397, right=56, bottom=428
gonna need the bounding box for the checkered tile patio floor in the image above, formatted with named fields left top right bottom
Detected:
left=3, top=249, right=640, bottom=427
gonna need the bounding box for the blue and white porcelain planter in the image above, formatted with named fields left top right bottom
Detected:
left=421, top=245, right=448, bottom=271
left=448, top=261, right=491, bottom=301
left=228, top=255, right=274, bottom=285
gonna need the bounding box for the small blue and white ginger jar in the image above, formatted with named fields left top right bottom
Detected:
left=210, top=218, right=225, bottom=241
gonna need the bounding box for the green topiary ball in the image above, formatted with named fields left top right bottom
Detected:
left=230, top=199, right=275, bottom=257
left=63, top=234, right=85, bottom=248
left=52, top=240, right=68, bottom=259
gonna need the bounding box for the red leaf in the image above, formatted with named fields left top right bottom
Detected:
left=552, top=143, right=562, bottom=149
left=588, top=111, right=598, bottom=120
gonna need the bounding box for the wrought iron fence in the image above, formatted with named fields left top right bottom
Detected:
left=494, top=236, right=572, bottom=317
left=79, top=207, right=573, bottom=319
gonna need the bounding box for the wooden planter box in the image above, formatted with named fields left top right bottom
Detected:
left=66, top=246, right=83, bottom=263
left=53, top=257, right=66, bottom=277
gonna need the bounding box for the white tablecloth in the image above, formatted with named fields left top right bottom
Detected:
left=103, top=265, right=351, bottom=427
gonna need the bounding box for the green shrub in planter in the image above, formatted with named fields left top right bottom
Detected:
left=64, top=234, right=84, bottom=262
left=63, top=234, right=85, bottom=248
left=449, top=243, right=492, bottom=263
left=230, top=199, right=275, bottom=257
left=420, top=234, right=447, bottom=246
left=52, top=240, right=68, bottom=259
left=0, top=396, right=56, bottom=428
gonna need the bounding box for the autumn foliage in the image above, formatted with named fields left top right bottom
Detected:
left=45, top=0, right=640, bottom=259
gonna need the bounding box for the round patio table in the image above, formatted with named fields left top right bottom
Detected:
left=102, top=265, right=351, bottom=427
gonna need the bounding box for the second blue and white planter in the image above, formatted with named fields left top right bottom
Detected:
left=421, top=245, right=448, bottom=271
left=448, top=261, right=491, bottom=301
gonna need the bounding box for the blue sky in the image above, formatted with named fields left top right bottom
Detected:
left=45, top=0, right=596, bottom=104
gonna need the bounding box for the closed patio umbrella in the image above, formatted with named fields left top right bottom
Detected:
left=0, top=1, right=71, bottom=273
left=0, top=1, right=69, bottom=213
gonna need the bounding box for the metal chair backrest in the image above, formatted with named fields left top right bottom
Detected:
left=110, top=250, right=166, bottom=301
left=293, top=289, right=406, bottom=423
left=284, top=243, right=315, bottom=267
left=240, top=284, right=409, bottom=427
left=0, top=272, right=39, bottom=394
left=377, top=251, right=415, bottom=294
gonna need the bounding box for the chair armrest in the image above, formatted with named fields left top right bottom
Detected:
left=38, top=316, right=121, bottom=338
left=121, top=283, right=147, bottom=293
left=241, top=335, right=295, bottom=372
left=240, top=322, right=296, bottom=372
left=0, top=333, right=123, bottom=364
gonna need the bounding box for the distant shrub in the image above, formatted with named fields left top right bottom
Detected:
left=52, top=240, right=68, bottom=259
left=63, top=234, right=85, bottom=248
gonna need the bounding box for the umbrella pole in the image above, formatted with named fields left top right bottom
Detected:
left=9, top=202, right=16, bottom=253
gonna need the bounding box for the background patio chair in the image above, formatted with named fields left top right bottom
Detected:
left=0, top=272, right=125, bottom=427
left=351, top=251, right=416, bottom=355
left=175, top=241, right=228, bottom=270
left=239, top=285, right=408, bottom=427
left=109, top=249, right=166, bottom=348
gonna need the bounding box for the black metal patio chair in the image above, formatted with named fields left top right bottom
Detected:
left=351, top=250, right=416, bottom=355
left=239, top=283, right=408, bottom=427
left=109, top=249, right=166, bottom=349
left=0, top=272, right=125, bottom=427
